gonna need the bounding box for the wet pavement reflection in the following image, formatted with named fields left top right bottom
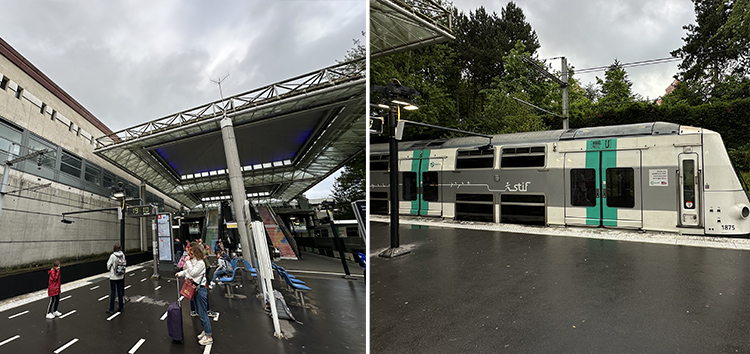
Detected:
left=370, top=222, right=750, bottom=353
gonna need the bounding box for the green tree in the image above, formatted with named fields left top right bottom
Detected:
left=330, top=153, right=365, bottom=219
left=671, top=0, right=750, bottom=101
left=451, top=3, right=539, bottom=119
left=596, top=60, right=636, bottom=106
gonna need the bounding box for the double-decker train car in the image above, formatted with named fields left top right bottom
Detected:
left=370, top=122, right=750, bottom=237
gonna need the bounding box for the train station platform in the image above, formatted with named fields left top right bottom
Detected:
left=0, top=252, right=365, bottom=354
left=371, top=220, right=750, bottom=353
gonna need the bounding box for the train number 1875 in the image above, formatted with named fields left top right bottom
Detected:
left=721, top=224, right=736, bottom=231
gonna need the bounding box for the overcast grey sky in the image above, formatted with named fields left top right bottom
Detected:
left=452, top=0, right=696, bottom=100
left=0, top=0, right=364, bottom=199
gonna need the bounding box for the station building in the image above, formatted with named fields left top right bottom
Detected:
left=0, top=37, right=179, bottom=268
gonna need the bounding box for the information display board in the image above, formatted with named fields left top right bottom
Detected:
left=126, top=205, right=157, bottom=217
left=157, top=213, right=173, bottom=261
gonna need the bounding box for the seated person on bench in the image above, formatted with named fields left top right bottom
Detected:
left=209, top=250, right=233, bottom=289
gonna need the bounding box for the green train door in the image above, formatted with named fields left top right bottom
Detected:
left=565, top=139, right=642, bottom=228
left=399, top=150, right=443, bottom=216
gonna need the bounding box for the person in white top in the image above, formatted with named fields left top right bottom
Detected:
left=175, top=244, right=213, bottom=345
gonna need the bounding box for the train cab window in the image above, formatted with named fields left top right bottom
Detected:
left=501, top=146, right=545, bottom=168
left=402, top=172, right=417, bottom=201
left=423, top=172, right=439, bottom=202
left=456, top=148, right=494, bottom=169
left=606, top=168, right=635, bottom=208
left=571, top=168, right=596, bottom=206
left=683, top=160, right=695, bottom=209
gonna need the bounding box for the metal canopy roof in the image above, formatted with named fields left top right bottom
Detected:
left=370, top=0, right=454, bottom=58
left=94, top=60, right=365, bottom=208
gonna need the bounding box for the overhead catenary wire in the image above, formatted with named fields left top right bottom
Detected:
left=576, top=56, right=682, bottom=74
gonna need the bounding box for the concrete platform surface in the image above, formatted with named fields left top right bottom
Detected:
left=371, top=221, right=750, bottom=353
left=0, top=252, right=365, bottom=354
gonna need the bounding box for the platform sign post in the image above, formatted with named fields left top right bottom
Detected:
left=252, top=220, right=282, bottom=338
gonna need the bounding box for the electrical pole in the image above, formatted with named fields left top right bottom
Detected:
left=561, top=57, right=569, bottom=130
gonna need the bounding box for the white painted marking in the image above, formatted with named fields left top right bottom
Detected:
left=136, top=296, right=145, bottom=302
left=89, top=285, right=100, bottom=290
left=129, top=273, right=134, bottom=276
left=142, top=269, right=146, bottom=272
left=59, top=310, right=76, bottom=319
left=0, top=335, right=20, bottom=346
left=154, top=286, right=161, bottom=291
left=128, top=338, right=145, bottom=353
left=160, top=311, right=168, bottom=320
left=97, top=295, right=109, bottom=301
left=8, top=310, right=28, bottom=319
left=125, top=285, right=132, bottom=290
left=202, top=343, right=212, bottom=354
left=106, top=312, right=121, bottom=321
left=60, top=295, right=72, bottom=301
left=54, top=338, right=78, bottom=353
left=140, top=278, right=147, bottom=282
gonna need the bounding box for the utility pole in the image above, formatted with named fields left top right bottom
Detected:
left=522, top=56, right=569, bottom=130
left=561, top=57, right=569, bottom=130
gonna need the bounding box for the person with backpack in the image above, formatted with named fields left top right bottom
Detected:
left=106, top=244, right=126, bottom=314
left=46, top=260, right=62, bottom=319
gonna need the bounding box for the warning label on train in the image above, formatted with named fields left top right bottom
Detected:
left=649, top=169, right=668, bottom=186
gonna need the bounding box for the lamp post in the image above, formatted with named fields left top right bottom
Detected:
left=112, top=184, right=126, bottom=249
left=373, top=81, right=419, bottom=259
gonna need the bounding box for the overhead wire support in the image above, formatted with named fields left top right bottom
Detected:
left=521, top=57, right=569, bottom=129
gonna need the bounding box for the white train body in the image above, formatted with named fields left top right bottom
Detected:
left=370, top=122, right=750, bottom=236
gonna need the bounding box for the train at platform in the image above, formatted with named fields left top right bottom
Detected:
left=370, top=122, right=750, bottom=237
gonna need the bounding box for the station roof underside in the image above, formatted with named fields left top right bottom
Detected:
left=94, top=60, right=365, bottom=208
left=370, top=0, right=454, bottom=58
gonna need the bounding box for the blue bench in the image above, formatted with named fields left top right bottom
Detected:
left=277, top=267, right=311, bottom=306
left=272, top=264, right=306, bottom=285
left=216, top=259, right=244, bottom=298
left=242, top=259, right=257, bottom=278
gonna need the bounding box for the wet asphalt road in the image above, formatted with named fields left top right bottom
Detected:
left=370, top=222, right=750, bottom=353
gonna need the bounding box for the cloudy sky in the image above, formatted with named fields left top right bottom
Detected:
left=0, top=0, right=364, bottom=199
left=452, top=0, right=696, bottom=100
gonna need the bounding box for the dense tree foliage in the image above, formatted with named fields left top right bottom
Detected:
left=330, top=153, right=365, bottom=219
left=671, top=0, right=750, bottom=101
left=596, top=60, right=638, bottom=106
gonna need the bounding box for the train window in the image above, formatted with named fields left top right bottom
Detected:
left=370, top=191, right=388, bottom=199
left=571, top=168, right=596, bottom=206
left=500, top=194, right=546, bottom=225
left=370, top=155, right=389, bottom=171
left=683, top=160, right=695, bottom=209
left=370, top=161, right=389, bottom=171
left=402, top=172, right=417, bottom=201
left=423, top=172, right=439, bottom=202
left=606, top=168, right=635, bottom=208
left=501, top=146, right=545, bottom=168
left=456, top=148, right=494, bottom=169
left=455, top=193, right=493, bottom=222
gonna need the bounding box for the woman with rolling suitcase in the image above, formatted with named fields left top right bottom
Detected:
left=175, top=244, right=212, bottom=345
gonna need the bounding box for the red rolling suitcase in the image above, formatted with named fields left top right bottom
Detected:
left=167, top=279, right=184, bottom=342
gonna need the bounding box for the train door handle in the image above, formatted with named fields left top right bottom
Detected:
left=596, top=188, right=600, bottom=198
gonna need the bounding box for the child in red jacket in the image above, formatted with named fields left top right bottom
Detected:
left=46, top=260, right=61, bottom=319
